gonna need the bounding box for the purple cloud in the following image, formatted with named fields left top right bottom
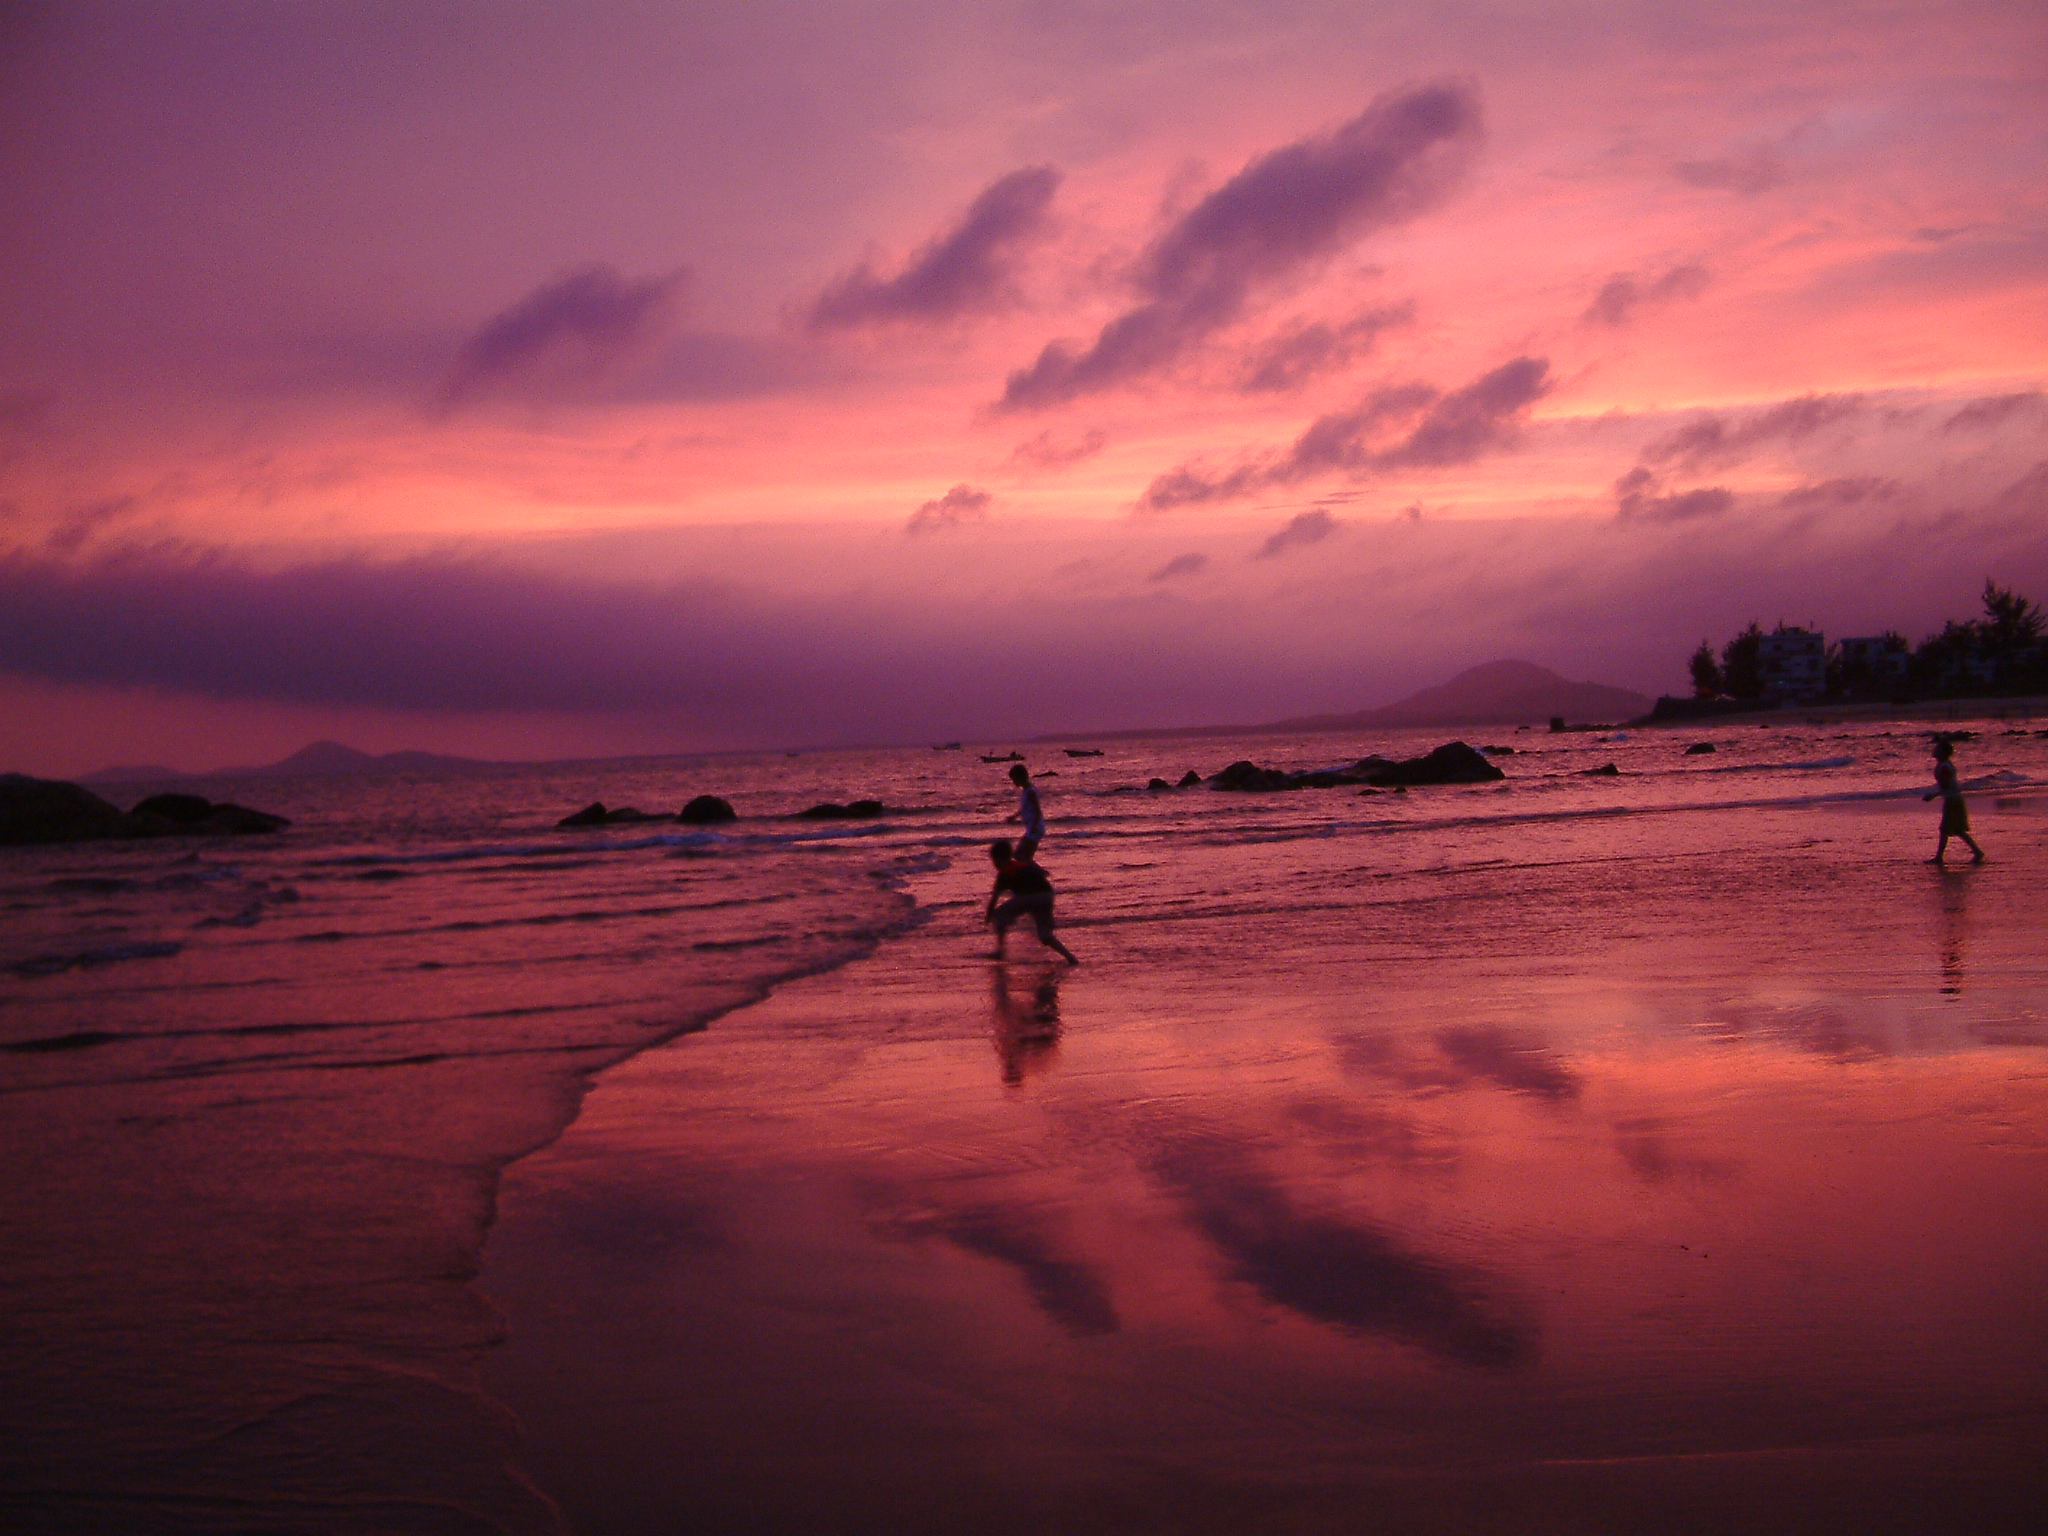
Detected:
left=1640, top=392, right=1866, bottom=472
left=1581, top=264, right=1710, bottom=327
left=807, top=167, right=1060, bottom=329
left=1673, top=146, right=1784, bottom=196
left=906, top=483, right=992, bottom=535
left=1943, top=391, right=2044, bottom=434
left=1008, top=428, right=1108, bottom=471
left=439, top=265, right=686, bottom=410
left=1613, top=467, right=1735, bottom=524
left=1255, top=510, right=1337, bottom=559
left=1138, top=357, right=1549, bottom=510
left=1149, top=552, right=1208, bottom=582
left=1239, top=304, right=1412, bottom=392
left=999, top=83, right=1482, bottom=411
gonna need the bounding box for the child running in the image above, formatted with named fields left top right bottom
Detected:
left=1924, top=738, right=1986, bottom=864
left=984, top=837, right=1078, bottom=964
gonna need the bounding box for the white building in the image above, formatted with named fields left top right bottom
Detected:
left=1837, top=634, right=1909, bottom=689
left=1757, top=625, right=1826, bottom=702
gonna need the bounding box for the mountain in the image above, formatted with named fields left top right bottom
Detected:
left=82, top=741, right=508, bottom=783
left=1270, top=661, right=1651, bottom=730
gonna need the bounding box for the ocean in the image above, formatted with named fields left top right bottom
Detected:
left=4, top=718, right=2046, bottom=1533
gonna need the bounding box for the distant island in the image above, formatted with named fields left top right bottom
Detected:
left=1035, top=660, right=1652, bottom=744
left=82, top=740, right=510, bottom=785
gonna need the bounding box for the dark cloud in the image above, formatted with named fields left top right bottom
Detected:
left=1432, top=1027, right=1580, bottom=1102
left=1943, top=391, right=2044, bottom=434
left=1139, top=357, right=1548, bottom=511
left=1148, top=552, right=1208, bottom=582
left=906, top=483, right=992, bottom=535
left=998, top=83, right=1482, bottom=411
left=1007, top=428, right=1108, bottom=471
left=438, top=265, right=686, bottom=410
left=807, top=166, right=1060, bottom=330
left=1672, top=146, right=1784, bottom=195
left=1146, top=1136, right=1529, bottom=1368
left=1640, top=392, right=1866, bottom=473
left=1255, top=510, right=1336, bottom=559
left=1238, top=304, right=1412, bottom=392
left=905, top=1206, right=1118, bottom=1338
left=1774, top=476, right=1898, bottom=512
left=45, top=496, right=140, bottom=555
left=1613, top=467, right=1735, bottom=524
left=1581, top=263, right=1710, bottom=327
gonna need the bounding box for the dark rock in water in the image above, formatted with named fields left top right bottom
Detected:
left=1208, top=760, right=1298, bottom=792
left=2, top=775, right=288, bottom=843
left=604, top=807, right=661, bottom=823
left=795, top=800, right=886, bottom=820
left=1363, top=742, right=1505, bottom=787
left=1684, top=742, right=1717, bottom=755
left=1, top=774, right=127, bottom=844
left=1581, top=762, right=1620, bottom=776
left=1147, top=778, right=1171, bottom=791
left=557, top=802, right=612, bottom=828
left=1481, top=745, right=1515, bottom=755
left=678, top=794, right=737, bottom=824
left=1177, top=770, right=1202, bottom=788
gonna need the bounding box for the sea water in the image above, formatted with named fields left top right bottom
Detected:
left=3, top=718, right=2045, bottom=1532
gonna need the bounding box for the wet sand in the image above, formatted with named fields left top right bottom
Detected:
left=479, top=796, right=2048, bottom=1534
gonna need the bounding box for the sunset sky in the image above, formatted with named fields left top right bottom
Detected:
left=4, top=0, right=2045, bottom=774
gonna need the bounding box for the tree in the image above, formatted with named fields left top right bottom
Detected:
left=1720, top=622, right=1764, bottom=700
left=1980, top=580, right=2043, bottom=653
left=1688, top=640, right=1723, bottom=698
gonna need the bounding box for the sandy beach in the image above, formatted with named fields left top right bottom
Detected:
left=479, top=790, right=2048, bottom=1534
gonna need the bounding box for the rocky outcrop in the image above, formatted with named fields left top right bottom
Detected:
left=1362, top=742, right=1505, bottom=787
left=678, top=795, right=737, bottom=824
left=1177, top=770, right=1202, bottom=788
left=555, top=802, right=663, bottom=828
left=1, top=775, right=289, bottom=845
left=794, top=800, right=885, bottom=820
left=1580, top=762, right=1620, bottom=776
left=1684, top=742, right=1717, bottom=755
left=1147, top=778, right=1171, bottom=791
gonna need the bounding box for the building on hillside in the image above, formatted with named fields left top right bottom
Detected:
left=1757, top=625, right=1825, bottom=702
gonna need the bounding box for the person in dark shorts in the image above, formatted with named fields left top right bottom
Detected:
left=1925, top=738, right=1985, bottom=864
left=984, top=837, right=1078, bottom=964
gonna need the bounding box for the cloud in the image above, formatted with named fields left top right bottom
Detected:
left=1639, top=392, right=1866, bottom=473
left=887, top=1205, right=1118, bottom=1337
left=439, top=265, right=687, bottom=410
left=1146, top=1135, right=1529, bottom=1367
left=1581, top=263, right=1710, bottom=327
left=1943, top=391, right=2044, bottom=434
left=45, top=496, right=141, bottom=555
left=906, top=483, right=992, bottom=535
left=1672, top=145, right=1784, bottom=195
left=1148, top=552, right=1208, bottom=582
left=1613, top=467, right=1735, bottom=524
left=1238, top=304, right=1412, bottom=392
left=998, top=83, right=1482, bottom=411
left=1007, top=428, right=1108, bottom=471
left=1254, top=510, right=1336, bottom=559
left=1138, top=357, right=1549, bottom=510
left=807, top=166, right=1060, bottom=330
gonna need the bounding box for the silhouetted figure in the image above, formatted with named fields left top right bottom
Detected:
left=984, top=837, right=1078, bottom=964
left=1924, top=739, right=1985, bottom=864
left=1006, top=763, right=1046, bottom=855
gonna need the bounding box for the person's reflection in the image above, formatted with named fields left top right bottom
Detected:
left=1937, top=867, right=1971, bottom=999
left=990, top=961, right=1063, bottom=1085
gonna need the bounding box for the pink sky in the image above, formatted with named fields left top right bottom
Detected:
left=3, top=0, right=2045, bottom=774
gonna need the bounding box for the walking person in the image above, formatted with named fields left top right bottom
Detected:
left=1007, top=763, right=1046, bottom=855
left=1925, top=738, right=1986, bottom=864
left=984, top=838, right=1078, bottom=964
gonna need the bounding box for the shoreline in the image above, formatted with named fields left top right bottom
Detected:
left=1629, top=694, right=2048, bottom=731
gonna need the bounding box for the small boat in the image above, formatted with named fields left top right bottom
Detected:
left=980, top=751, right=1026, bottom=764
left=931, top=742, right=962, bottom=752
left=1063, top=748, right=1104, bottom=758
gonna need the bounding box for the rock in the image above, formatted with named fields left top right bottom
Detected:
left=557, top=802, right=612, bottom=827
left=2, top=776, right=289, bottom=843
left=794, top=800, right=886, bottom=820
left=1363, top=742, right=1506, bottom=787
left=1684, top=742, right=1717, bottom=755
left=1147, top=778, right=1171, bottom=791
left=0, top=774, right=128, bottom=845
left=1208, top=760, right=1297, bottom=792
left=678, top=794, right=736, bottom=824
left=1177, top=770, right=1202, bottom=788
left=1481, top=745, right=1515, bottom=755
left=1581, top=762, right=1620, bottom=776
